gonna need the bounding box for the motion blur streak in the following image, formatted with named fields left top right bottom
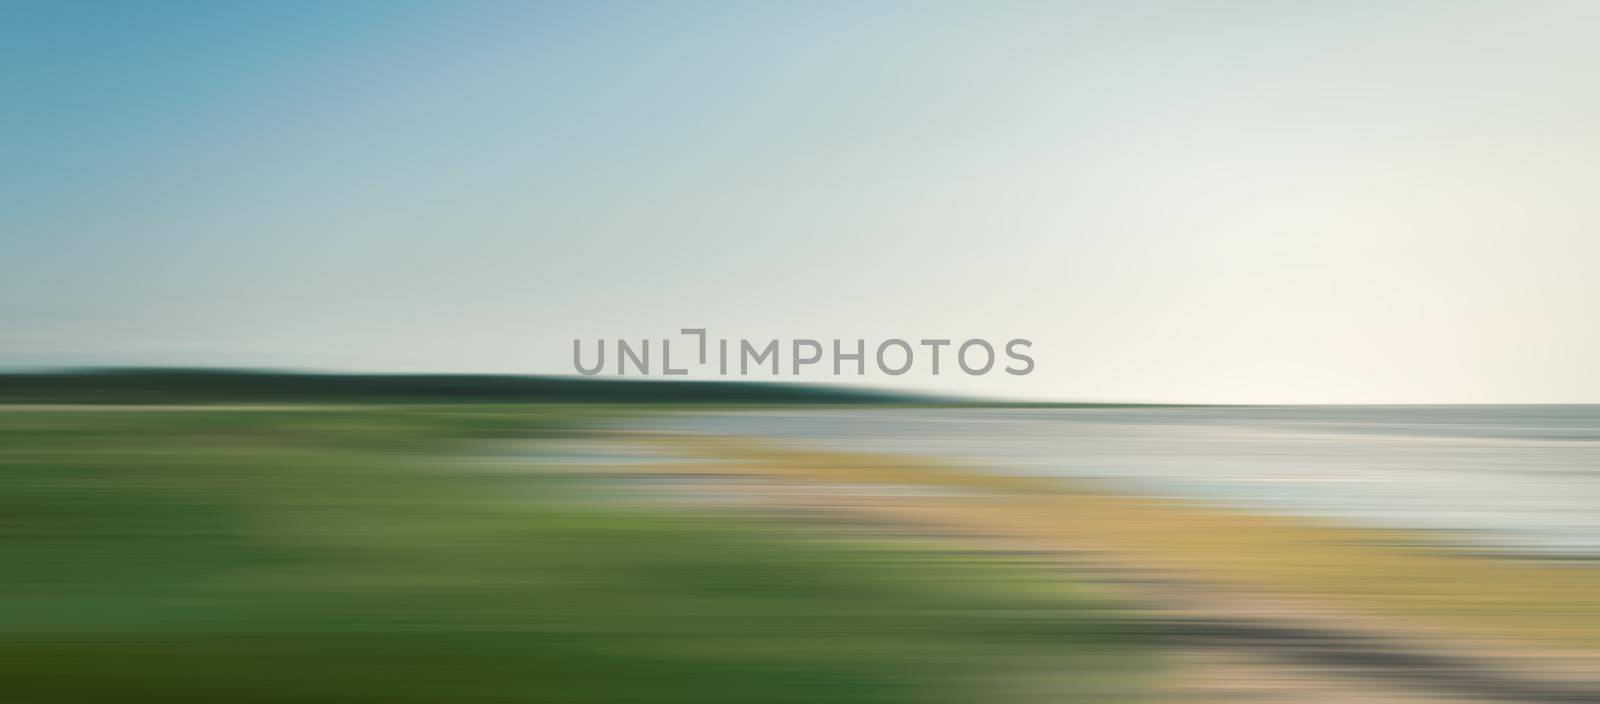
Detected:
left=3, top=381, right=1597, bottom=702
left=595, top=405, right=1600, bottom=702
left=0, top=404, right=1145, bottom=703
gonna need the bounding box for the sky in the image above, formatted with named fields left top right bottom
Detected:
left=4, top=0, right=1598, bottom=403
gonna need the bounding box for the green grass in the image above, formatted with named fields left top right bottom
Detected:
left=0, top=407, right=1146, bottom=703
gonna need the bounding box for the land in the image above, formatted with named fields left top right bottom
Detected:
left=0, top=369, right=919, bottom=405
left=0, top=404, right=1149, bottom=703
left=5, top=371, right=1599, bottom=702
left=576, top=432, right=1600, bottom=702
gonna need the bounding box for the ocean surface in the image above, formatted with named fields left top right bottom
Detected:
left=638, top=406, right=1600, bottom=557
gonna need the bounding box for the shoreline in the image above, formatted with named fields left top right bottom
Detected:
left=539, top=430, right=1600, bottom=701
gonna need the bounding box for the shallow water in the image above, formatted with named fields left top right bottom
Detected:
left=637, top=406, right=1600, bottom=556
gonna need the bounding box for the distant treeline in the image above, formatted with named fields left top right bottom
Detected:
left=0, top=369, right=914, bottom=405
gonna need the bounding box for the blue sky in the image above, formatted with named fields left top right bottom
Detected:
left=4, top=1, right=1598, bottom=402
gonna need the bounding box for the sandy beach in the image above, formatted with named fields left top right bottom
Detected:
left=527, top=428, right=1600, bottom=703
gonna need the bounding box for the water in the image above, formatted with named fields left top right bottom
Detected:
left=639, top=406, right=1600, bottom=557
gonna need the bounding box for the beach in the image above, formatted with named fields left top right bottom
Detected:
left=516, top=405, right=1600, bottom=701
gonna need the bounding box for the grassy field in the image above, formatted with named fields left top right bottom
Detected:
left=0, top=406, right=1148, bottom=703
